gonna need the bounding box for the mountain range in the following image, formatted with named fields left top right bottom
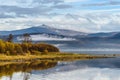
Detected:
left=0, top=24, right=120, bottom=41
left=0, top=24, right=86, bottom=36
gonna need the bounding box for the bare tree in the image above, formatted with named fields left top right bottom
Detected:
left=22, top=33, right=32, bottom=43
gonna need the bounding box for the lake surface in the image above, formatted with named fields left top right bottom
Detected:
left=1, top=58, right=120, bottom=80
left=1, top=41, right=120, bottom=80
left=51, top=40, right=120, bottom=54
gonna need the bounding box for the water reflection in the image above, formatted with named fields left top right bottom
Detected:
left=0, top=61, right=57, bottom=80
left=1, top=58, right=120, bottom=80
left=29, top=58, right=120, bottom=80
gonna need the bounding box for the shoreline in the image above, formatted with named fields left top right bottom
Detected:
left=0, top=52, right=114, bottom=62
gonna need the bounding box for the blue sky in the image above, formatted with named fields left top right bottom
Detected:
left=0, top=0, right=120, bottom=32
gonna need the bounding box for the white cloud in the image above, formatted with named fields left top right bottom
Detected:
left=64, top=0, right=86, bottom=3
left=18, top=34, right=76, bottom=41
left=1, top=11, right=120, bottom=33
left=82, top=1, right=120, bottom=7
left=0, top=0, right=33, bottom=7
left=0, top=0, right=120, bottom=32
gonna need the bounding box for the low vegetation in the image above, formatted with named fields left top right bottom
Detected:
left=0, top=39, right=59, bottom=55
left=0, top=38, right=112, bottom=62
left=0, top=52, right=109, bottom=62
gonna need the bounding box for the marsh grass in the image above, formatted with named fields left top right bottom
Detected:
left=0, top=52, right=109, bottom=62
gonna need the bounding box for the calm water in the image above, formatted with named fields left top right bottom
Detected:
left=52, top=41, right=120, bottom=54
left=1, top=42, right=120, bottom=80
left=1, top=58, right=120, bottom=80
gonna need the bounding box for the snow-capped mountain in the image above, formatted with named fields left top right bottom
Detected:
left=0, top=24, right=120, bottom=42
left=0, top=24, right=86, bottom=36
left=0, top=24, right=87, bottom=41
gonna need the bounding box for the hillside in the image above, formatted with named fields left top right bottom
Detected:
left=0, top=24, right=86, bottom=41
left=0, top=24, right=120, bottom=44
left=0, top=24, right=85, bottom=36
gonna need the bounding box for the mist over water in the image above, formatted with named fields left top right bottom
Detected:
left=51, top=40, right=120, bottom=54
left=61, top=48, right=120, bottom=54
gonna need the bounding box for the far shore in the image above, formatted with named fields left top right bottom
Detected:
left=0, top=52, right=116, bottom=62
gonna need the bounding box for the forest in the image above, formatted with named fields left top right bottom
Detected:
left=0, top=34, right=59, bottom=55
left=0, top=40, right=59, bottom=55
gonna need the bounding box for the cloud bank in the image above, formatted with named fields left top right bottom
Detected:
left=0, top=0, right=120, bottom=32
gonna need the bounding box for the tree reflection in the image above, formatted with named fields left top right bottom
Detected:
left=0, top=61, right=57, bottom=80
left=22, top=72, right=30, bottom=80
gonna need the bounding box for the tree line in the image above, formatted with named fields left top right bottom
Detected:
left=0, top=33, right=59, bottom=55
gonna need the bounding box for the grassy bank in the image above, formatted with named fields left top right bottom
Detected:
left=0, top=39, right=112, bottom=62
left=0, top=52, right=110, bottom=62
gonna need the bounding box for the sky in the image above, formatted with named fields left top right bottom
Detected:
left=0, top=0, right=120, bottom=32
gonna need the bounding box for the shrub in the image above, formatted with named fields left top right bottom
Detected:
left=0, top=39, right=59, bottom=55
left=0, top=40, right=5, bottom=53
left=14, top=44, right=23, bottom=54
left=31, top=50, right=42, bottom=55
left=5, top=42, right=15, bottom=55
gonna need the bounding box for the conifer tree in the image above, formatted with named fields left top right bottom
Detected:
left=7, top=34, right=13, bottom=42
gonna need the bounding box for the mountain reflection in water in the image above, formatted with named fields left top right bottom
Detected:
left=0, top=61, right=57, bottom=80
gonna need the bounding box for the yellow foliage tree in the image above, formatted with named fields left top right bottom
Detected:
left=0, top=40, right=5, bottom=53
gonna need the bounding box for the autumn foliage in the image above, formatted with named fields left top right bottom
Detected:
left=0, top=40, right=59, bottom=55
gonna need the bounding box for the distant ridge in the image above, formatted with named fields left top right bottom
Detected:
left=0, top=24, right=120, bottom=40
left=0, top=24, right=86, bottom=37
